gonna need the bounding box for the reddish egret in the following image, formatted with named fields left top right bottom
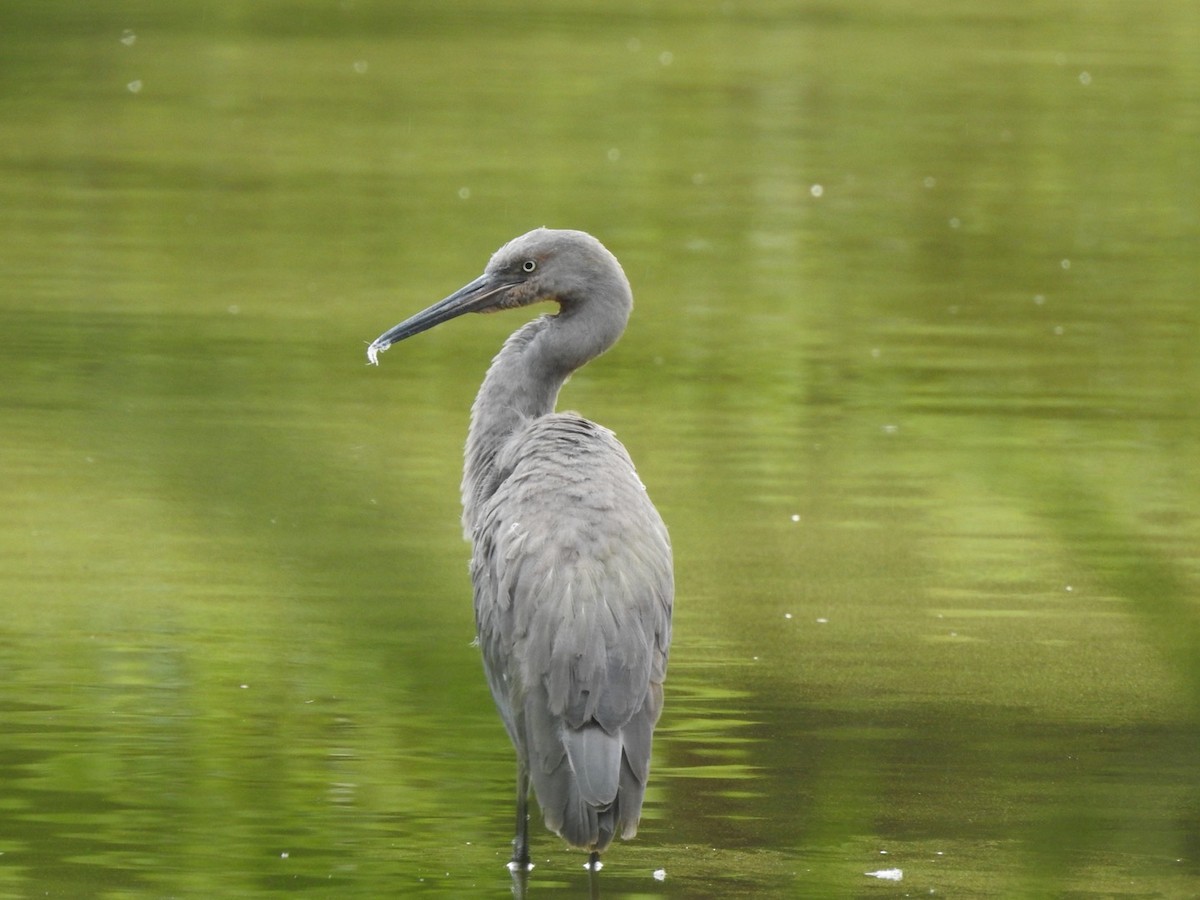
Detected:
left=367, top=228, right=673, bottom=872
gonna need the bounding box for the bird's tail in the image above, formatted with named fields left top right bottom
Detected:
left=529, top=713, right=655, bottom=852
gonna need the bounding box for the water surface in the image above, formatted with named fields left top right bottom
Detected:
left=2, top=1, right=1198, bottom=896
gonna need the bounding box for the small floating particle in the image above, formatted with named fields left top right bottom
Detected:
left=127, top=80, right=143, bottom=93
left=790, top=513, right=800, bottom=522
left=816, top=617, right=828, bottom=624
left=866, top=868, right=903, bottom=881
left=653, top=868, right=666, bottom=881
left=120, top=30, right=136, bottom=46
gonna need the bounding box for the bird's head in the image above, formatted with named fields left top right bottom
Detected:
left=367, top=228, right=630, bottom=365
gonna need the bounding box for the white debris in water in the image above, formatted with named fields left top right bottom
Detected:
left=816, top=617, right=828, bottom=624
left=790, top=513, right=800, bottom=522
left=367, top=342, right=386, bottom=366
left=1079, top=71, right=1092, bottom=86
left=653, top=868, right=666, bottom=881
left=120, top=30, right=136, bottom=46
left=353, top=60, right=368, bottom=74
left=127, top=80, right=143, bottom=93
left=866, top=868, right=903, bottom=881
left=810, top=183, right=823, bottom=198
left=784, top=613, right=792, bottom=619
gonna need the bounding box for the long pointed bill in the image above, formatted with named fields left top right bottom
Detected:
left=366, top=274, right=515, bottom=365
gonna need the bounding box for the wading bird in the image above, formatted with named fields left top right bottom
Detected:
left=367, top=228, right=673, bottom=873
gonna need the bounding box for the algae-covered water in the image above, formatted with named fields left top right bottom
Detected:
left=2, top=1, right=1197, bottom=896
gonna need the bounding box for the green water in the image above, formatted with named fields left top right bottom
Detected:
left=2, top=1, right=1198, bottom=896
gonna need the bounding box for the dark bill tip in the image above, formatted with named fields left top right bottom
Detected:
left=365, top=273, right=514, bottom=366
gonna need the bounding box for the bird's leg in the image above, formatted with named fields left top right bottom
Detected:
left=509, top=861, right=530, bottom=900
left=510, top=762, right=531, bottom=869
left=587, top=852, right=602, bottom=899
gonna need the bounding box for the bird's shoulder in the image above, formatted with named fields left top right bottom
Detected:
left=476, top=410, right=670, bottom=576
left=505, top=411, right=626, bottom=458
left=493, top=412, right=643, bottom=498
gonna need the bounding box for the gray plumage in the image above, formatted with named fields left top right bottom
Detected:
left=368, top=228, right=673, bottom=868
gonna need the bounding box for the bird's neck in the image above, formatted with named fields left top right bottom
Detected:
left=460, top=304, right=625, bottom=537
left=461, top=316, right=564, bottom=535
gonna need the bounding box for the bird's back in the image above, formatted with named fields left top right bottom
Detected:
left=469, top=412, right=673, bottom=851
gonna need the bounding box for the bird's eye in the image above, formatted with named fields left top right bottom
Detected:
left=522, top=260, right=537, bottom=273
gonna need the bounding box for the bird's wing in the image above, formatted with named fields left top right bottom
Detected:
left=475, top=413, right=672, bottom=720
left=470, top=413, right=672, bottom=844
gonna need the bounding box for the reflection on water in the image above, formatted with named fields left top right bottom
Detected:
left=2, top=0, right=1198, bottom=896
